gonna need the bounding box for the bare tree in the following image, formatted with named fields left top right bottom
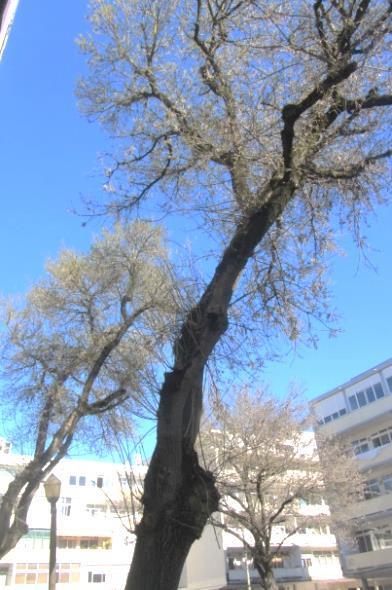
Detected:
left=0, top=221, right=177, bottom=558
left=76, top=1, right=392, bottom=588
left=201, top=390, right=363, bottom=590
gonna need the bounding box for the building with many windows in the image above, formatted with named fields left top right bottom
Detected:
left=0, top=449, right=226, bottom=589
left=310, top=358, right=392, bottom=587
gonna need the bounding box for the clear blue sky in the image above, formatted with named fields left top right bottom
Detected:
left=1, top=1, right=391, bottom=412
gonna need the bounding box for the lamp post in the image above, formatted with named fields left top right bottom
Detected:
left=43, top=474, right=61, bottom=590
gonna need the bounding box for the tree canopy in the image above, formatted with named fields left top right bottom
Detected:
left=0, top=221, right=177, bottom=558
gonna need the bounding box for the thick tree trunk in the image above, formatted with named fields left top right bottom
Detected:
left=125, top=450, right=219, bottom=590
left=254, top=562, right=278, bottom=590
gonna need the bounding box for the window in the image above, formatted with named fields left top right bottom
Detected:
left=21, top=529, right=50, bottom=551
left=376, top=527, right=392, bottom=549
left=357, top=390, right=367, bottom=407
left=357, top=533, right=374, bottom=553
left=79, top=476, right=86, bottom=486
left=86, top=504, right=107, bottom=517
left=15, top=563, right=79, bottom=585
left=57, top=538, right=77, bottom=549
left=387, top=376, right=392, bottom=393
left=302, top=557, right=312, bottom=567
left=69, top=475, right=77, bottom=486
left=366, top=387, right=376, bottom=403
left=96, top=476, right=104, bottom=489
left=56, top=563, right=80, bottom=584
left=88, top=572, right=106, bottom=583
left=271, top=556, right=284, bottom=568
left=364, top=479, right=381, bottom=499
left=349, top=383, right=384, bottom=412
left=60, top=497, right=72, bottom=517
left=320, top=408, right=347, bottom=425
left=352, top=438, right=370, bottom=455
left=372, top=428, right=391, bottom=448
left=383, top=474, right=392, bottom=492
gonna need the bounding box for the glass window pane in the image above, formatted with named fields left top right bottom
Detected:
left=357, top=391, right=367, bottom=407
left=366, top=387, right=375, bottom=403
left=387, top=377, right=392, bottom=394
left=375, top=383, right=385, bottom=398
left=349, top=395, right=358, bottom=410
left=79, top=476, right=86, bottom=486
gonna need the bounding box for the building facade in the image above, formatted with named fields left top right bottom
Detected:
left=0, top=450, right=226, bottom=589
left=0, top=0, right=19, bottom=60
left=310, top=358, right=392, bottom=587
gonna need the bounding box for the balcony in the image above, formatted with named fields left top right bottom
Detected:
left=345, top=546, right=392, bottom=576
left=227, top=566, right=309, bottom=583
left=345, top=492, right=392, bottom=520
left=319, top=395, right=392, bottom=437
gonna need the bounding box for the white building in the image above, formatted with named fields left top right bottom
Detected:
left=0, top=0, right=19, bottom=60
left=310, top=358, right=392, bottom=587
left=0, top=449, right=226, bottom=589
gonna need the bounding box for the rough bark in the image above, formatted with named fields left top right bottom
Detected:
left=254, top=563, right=278, bottom=590
left=126, top=451, right=219, bottom=590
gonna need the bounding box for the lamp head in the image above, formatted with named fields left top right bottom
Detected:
left=43, top=474, right=61, bottom=502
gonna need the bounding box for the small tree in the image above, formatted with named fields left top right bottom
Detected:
left=0, top=221, right=177, bottom=558
left=201, top=390, right=363, bottom=590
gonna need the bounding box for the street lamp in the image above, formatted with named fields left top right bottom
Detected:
left=43, top=474, right=61, bottom=590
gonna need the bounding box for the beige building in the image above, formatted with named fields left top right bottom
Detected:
left=310, top=358, right=392, bottom=587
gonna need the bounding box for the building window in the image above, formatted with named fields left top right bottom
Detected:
left=69, top=475, right=77, bottom=485
left=357, top=533, right=374, bottom=553
left=56, top=563, right=80, bottom=584
left=96, top=476, right=104, bottom=489
left=302, top=557, right=312, bottom=567
left=352, top=438, right=370, bottom=455
left=271, top=556, right=284, bottom=568
left=372, top=427, right=392, bottom=448
left=60, top=497, right=72, bottom=517
left=319, top=408, right=347, bottom=426
left=375, top=526, right=392, bottom=549
left=387, top=376, right=392, bottom=393
left=79, top=476, right=86, bottom=486
left=382, top=474, right=392, bottom=492
left=364, top=479, right=381, bottom=499
left=20, top=529, right=50, bottom=551
left=14, top=563, right=80, bottom=585
left=86, top=504, right=107, bottom=517
left=348, top=383, right=384, bottom=413
left=57, top=538, right=77, bottom=549
left=88, top=572, right=106, bottom=583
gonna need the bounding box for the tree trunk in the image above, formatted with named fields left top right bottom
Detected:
left=125, top=450, right=219, bottom=590
left=254, top=562, right=278, bottom=590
